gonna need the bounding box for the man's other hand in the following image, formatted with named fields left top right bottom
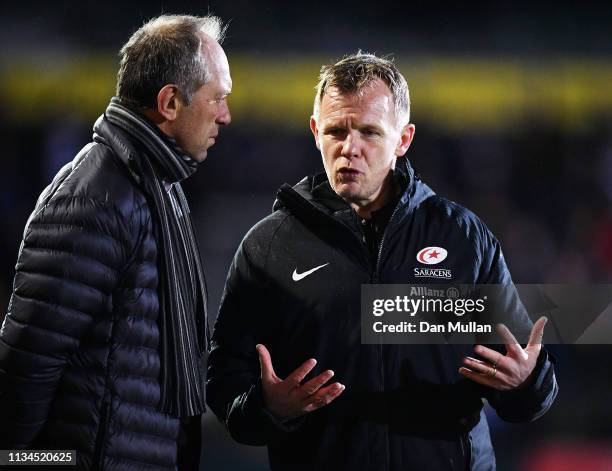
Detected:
left=458, top=316, right=548, bottom=391
left=256, top=344, right=345, bottom=421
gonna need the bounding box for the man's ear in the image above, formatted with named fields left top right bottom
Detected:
left=310, top=116, right=321, bottom=151
left=395, top=123, right=416, bottom=157
left=156, top=84, right=181, bottom=121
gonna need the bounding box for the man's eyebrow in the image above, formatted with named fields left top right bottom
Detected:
left=359, top=123, right=384, bottom=133
left=322, top=126, right=345, bottom=134
left=322, top=122, right=346, bottom=130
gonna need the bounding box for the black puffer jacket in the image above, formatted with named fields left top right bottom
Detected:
left=0, top=116, right=181, bottom=470
left=207, top=161, right=558, bottom=470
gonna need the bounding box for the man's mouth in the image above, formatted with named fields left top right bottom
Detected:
left=337, top=168, right=361, bottom=181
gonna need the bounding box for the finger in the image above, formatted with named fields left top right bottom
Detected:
left=458, top=367, right=501, bottom=389
left=299, top=370, right=335, bottom=397
left=256, top=344, right=276, bottom=381
left=462, top=356, right=509, bottom=381
left=527, top=316, right=548, bottom=349
left=473, top=345, right=508, bottom=369
left=302, top=383, right=345, bottom=413
left=495, top=323, right=524, bottom=357
left=285, top=357, right=318, bottom=388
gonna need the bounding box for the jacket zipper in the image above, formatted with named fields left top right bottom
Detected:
left=373, top=202, right=403, bottom=279
left=370, top=201, right=404, bottom=471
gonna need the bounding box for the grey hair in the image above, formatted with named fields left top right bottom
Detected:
left=313, top=51, right=410, bottom=124
left=116, top=14, right=227, bottom=108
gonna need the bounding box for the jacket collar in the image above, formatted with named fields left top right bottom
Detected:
left=93, top=114, right=144, bottom=185
left=274, top=158, right=434, bottom=225
left=93, top=98, right=199, bottom=184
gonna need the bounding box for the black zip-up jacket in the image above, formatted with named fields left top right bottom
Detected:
left=207, top=161, right=558, bottom=471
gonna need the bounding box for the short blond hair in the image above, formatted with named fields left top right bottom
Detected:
left=314, top=51, right=410, bottom=124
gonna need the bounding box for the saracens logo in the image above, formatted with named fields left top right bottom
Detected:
left=416, top=246, right=448, bottom=265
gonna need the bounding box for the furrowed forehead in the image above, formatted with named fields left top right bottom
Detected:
left=319, top=83, right=395, bottom=123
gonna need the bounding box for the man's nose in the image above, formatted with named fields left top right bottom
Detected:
left=341, top=131, right=361, bottom=158
left=217, top=101, right=231, bottom=126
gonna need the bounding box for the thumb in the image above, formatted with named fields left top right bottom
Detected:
left=257, top=344, right=276, bottom=381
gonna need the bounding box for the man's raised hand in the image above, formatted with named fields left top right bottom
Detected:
left=257, top=344, right=345, bottom=420
left=459, top=316, right=548, bottom=391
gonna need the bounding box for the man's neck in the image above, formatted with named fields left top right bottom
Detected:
left=142, top=108, right=171, bottom=134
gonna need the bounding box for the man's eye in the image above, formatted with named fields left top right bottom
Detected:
left=362, top=129, right=379, bottom=136
left=208, top=96, right=227, bottom=105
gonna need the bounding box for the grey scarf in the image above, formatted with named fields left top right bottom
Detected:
left=105, top=97, right=207, bottom=417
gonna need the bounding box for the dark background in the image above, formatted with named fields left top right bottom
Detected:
left=1, top=1, right=611, bottom=469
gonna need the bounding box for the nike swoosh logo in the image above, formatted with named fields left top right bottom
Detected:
left=292, top=263, right=330, bottom=281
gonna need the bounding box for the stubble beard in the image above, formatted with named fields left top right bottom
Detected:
left=333, top=177, right=371, bottom=206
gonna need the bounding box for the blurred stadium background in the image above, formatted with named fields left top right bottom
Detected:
left=1, top=1, right=611, bottom=469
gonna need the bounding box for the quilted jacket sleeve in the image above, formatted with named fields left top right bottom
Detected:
left=477, top=228, right=559, bottom=422
left=0, top=195, right=134, bottom=447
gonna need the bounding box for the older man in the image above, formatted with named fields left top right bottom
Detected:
left=0, top=14, right=231, bottom=470
left=207, top=52, right=557, bottom=470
